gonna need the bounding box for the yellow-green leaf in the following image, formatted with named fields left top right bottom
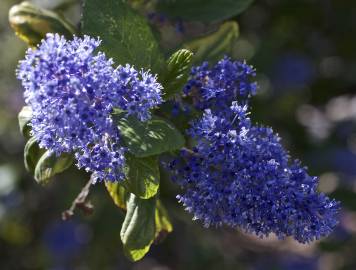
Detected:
left=122, top=155, right=160, bottom=199
left=157, top=0, right=254, bottom=22
left=120, top=194, right=156, bottom=261
left=155, top=200, right=173, bottom=241
left=18, top=106, right=32, bottom=138
left=34, top=151, right=74, bottom=184
left=9, top=1, right=76, bottom=46
left=184, top=21, right=239, bottom=64
left=105, top=181, right=129, bottom=210
left=24, top=137, right=46, bottom=174
left=162, top=49, right=193, bottom=98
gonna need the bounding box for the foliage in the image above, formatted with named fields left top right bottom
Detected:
left=9, top=1, right=75, bottom=46
left=114, top=112, right=185, bottom=158
left=82, top=0, right=164, bottom=73
left=156, top=0, right=254, bottom=22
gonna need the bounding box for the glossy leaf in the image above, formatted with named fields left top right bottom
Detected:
left=184, top=21, right=239, bottom=64
left=114, top=112, right=185, bottom=158
left=155, top=200, right=173, bottom=241
left=24, top=137, right=46, bottom=174
left=34, top=151, right=74, bottom=184
left=105, top=181, right=129, bottom=210
left=120, top=194, right=156, bottom=261
left=157, top=0, right=254, bottom=22
left=106, top=183, right=172, bottom=256
left=9, top=1, right=76, bottom=46
left=162, top=49, right=193, bottom=98
left=18, top=106, right=32, bottom=137
left=82, top=0, right=164, bottom=74
left=122, top=155, right=160, bottom=199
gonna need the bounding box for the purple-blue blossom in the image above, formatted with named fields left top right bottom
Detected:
left=168, top=59, right=339, bottom=243
left=17, top=33, right=162, bottom=182
left=183, top=57, right=257, bottom=114
left=169, top=105, right=339, bottom=243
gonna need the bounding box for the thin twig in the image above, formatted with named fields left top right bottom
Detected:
left=62, top=176, right=94, bottom=220
left=181, top=147, right=198, bottom=156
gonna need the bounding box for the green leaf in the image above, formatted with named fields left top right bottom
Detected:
left=34, top=151, right=74, bottom=184
left=157, top=0, right=254, bottom=22
left=18, top=106, right=32, bottom=137
left=120, top=194, right=156, bottom=261
left=24, top=137, right=46, bottom=174
left=114, top=112, right=185, bottom=157
left=184, top=21, right=239, bottom=64
left=155, top=200, right=173, bottom=241
left=82, top=0, right=164, bottom=74
left=105, top=181, right=129, bottom=210
left=162, top=49, right=193, bottom=98
left=105, top=182, right=172, bottom=255
left=9, top=1, right=76, bottom=46
left=122, top=155, right=160, bottom=199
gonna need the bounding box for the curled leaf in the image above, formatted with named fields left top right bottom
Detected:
left=9, top=1, right=76, bottom=46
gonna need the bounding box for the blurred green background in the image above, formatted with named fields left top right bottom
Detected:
left=1, top=0, right=356, bottom=269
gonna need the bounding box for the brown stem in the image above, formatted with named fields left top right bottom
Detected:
left=181, top=147, right=198, bottom=155
left=62, top=175, right=94, bottom=220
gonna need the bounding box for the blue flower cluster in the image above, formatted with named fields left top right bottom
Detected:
left=169, top=58, right=339, bottom=243
left=183, top=57, right=257, bottom=114
left=17, top=34, right=162, bottom=182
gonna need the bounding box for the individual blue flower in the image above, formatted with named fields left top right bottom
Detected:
left=183, top=56, right=257, bottom=114
left=17, top=33, right=162, bottom=182
left=168, top=103, right=339, bottom=243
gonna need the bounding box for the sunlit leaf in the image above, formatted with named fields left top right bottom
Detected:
left=120, top=194, right=156, bottom=261
left=184, top=21, right=239, bottom=64
left=9, top=1, right=76, bottom=46
left=82, top=0, right=164, bottom=74
left=114, top=112, right=185, bottom=158
left=18, top=106, right=32, bottom=138
left=24, top=137, right=45, bottom=174
left=34, top=151, right=74, bottom=184
left=105, top=181, right=129, bottom=210
left=157, top=0, right=254, bottom=22
left=155, top=200, right=173, bottom=242
left=162, top=49, right=193, bottom=98
left=122, top=155, right=160, bottom=199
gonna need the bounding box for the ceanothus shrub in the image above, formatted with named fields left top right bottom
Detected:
left=11, top=0, right=340, bottom=262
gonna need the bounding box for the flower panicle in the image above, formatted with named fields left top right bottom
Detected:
left=167, top=57, right=340, bottom=243
left=17, top=33, right=163, bottom=182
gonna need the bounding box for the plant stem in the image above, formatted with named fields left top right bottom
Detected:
left=62, top=175, right=94, bottom=220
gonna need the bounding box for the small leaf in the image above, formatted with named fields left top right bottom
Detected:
left=9, top=1, right=76, bottom=46
left=105, top=181, right=129, bottom=210
left=120, top=194, right=156, bottom=261
left=184, top=21, right=239, bottom=64
left=114, top=113, right=185, bottom=158
left=155, top=200, right=173, bottom=242
left=122, top=155, right=160, bottom=199
left=157, top=0, right=254, bottom=22
left=18, top=106, right=32, bottom=137
left=34, top=151, right=74, bottom=184
left=82, top=0, right=164, bottom=74
left=24, top=137, right=46, bottom=174
left=162, top=49, right=193, bottom=98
